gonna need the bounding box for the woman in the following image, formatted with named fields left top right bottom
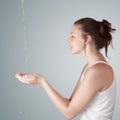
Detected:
left=15, top=17, right=116, bottom=120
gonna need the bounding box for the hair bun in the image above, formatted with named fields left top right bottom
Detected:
left=101, top=19, right=116, bottom=32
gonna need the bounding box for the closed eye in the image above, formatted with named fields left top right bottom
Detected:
left=71, top=35, right=75, bottom=39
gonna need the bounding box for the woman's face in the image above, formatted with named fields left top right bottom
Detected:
left=68, top=25, right=86, bottom=55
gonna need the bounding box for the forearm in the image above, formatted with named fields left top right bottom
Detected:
left=41, top=79, right=71, bottom=119
left=15, top=73, right=81, bottom=120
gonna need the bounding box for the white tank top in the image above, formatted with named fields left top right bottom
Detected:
left=80, top=61, right=116, bottom=120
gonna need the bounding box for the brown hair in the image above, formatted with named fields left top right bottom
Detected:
left=74, top=17, right=116, bottom=57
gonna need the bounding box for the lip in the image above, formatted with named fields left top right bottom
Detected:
left=70, top=46, right=73, bottom=50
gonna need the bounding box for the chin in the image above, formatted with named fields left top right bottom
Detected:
left=70, top=51, right=80, bottom=55
left=69, top=49, right=81, bottom=55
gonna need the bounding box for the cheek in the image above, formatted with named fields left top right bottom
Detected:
left=69, top=40, right=85, bottom=54
left=76, top=40, right=85, bottom=50
left=74, top=41, right=85, bottom=54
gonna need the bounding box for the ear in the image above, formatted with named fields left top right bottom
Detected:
left=85, top=34, right=93, bottom=45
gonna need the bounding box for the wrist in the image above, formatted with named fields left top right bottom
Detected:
left=39, top=77, right=46, bottom=87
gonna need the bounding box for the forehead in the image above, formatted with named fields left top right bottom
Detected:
left=70, top=25, right=82, bottom=35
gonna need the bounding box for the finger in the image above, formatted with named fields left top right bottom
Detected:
left=23, top=74, right=31, bottom=79
left=15, top=72, right=24, bottom=78
left=15, top=73, right=29, bottom=79
left=16, top=75, right=31, bottom=84
left=18, top=78, right=27, bottom=83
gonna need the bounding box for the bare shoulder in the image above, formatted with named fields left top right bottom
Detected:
left=84, top=62, right=114, bottom=91
left=89, top=62, right=113, bottom=75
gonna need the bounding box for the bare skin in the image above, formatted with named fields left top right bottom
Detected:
left=15, top=25, right=114, bottom=120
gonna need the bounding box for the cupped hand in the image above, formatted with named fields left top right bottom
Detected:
left=15, top=72, right=45, bottom=85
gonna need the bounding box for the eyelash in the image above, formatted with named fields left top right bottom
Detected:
left=71, top=36, right=74, bottom=38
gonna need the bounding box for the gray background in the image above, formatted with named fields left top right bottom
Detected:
left=0, top=0, right=120, bottom=120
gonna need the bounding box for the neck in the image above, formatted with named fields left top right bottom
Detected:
left=80, top=44, right=106, bottom=65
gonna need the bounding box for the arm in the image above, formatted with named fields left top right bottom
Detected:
left=15, top=65, right=109, bottom=120
left=69, top=64, right=88, bottom=101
